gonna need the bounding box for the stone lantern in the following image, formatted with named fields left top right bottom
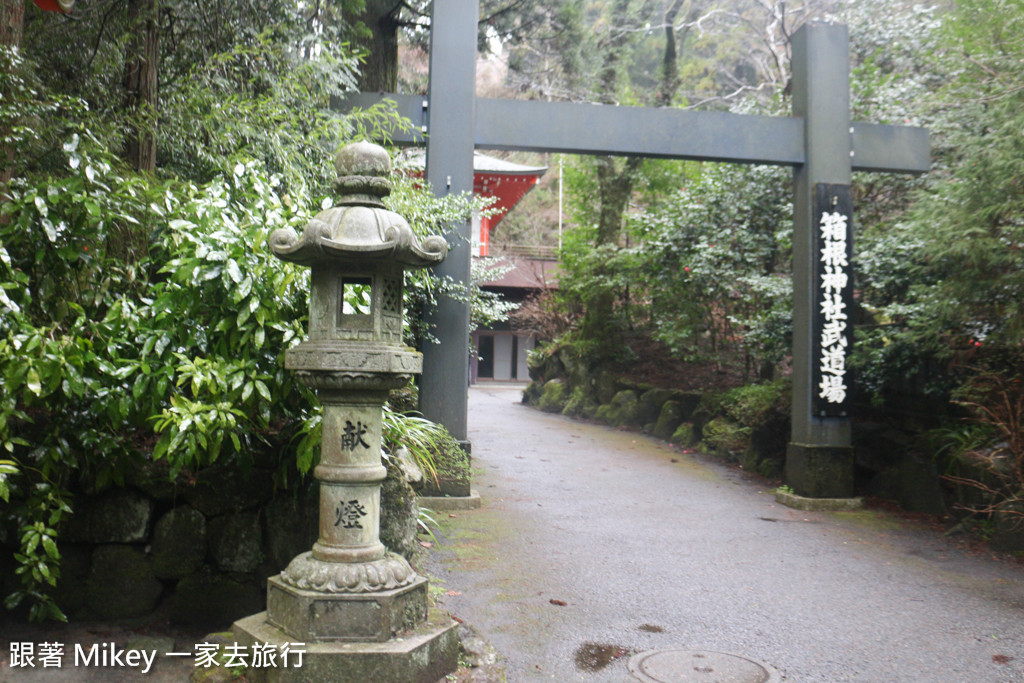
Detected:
left=234, top=141, right=458, bottom=683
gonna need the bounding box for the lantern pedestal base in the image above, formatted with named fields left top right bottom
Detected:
left=233, top=606, right=459, bottom=683
left=264, top=574, right=428, bottom=643
left=785, top=442, right=855, bottom=499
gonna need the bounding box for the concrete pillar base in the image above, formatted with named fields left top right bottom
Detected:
left=233, top=607, right=459, bottom=683
left=419, top=490, right=482, bottom=511
left=785, top=443, right=855, bottom=499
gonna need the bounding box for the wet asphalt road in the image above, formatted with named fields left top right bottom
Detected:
left=424, top=385, right=1024, bottom=682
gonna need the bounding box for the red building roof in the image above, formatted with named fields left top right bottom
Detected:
left=400, top=151, right=547, bottom=256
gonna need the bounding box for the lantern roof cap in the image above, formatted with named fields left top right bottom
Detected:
left=270, top=141, right=447, bottom=269
left=335, top=140, right=392, bottom=178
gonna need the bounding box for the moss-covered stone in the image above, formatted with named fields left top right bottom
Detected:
left=183, top=462, right=275, bottom=517
left=126, top=456, right=182, bottom=501
left=742, top=443, right=784, bottom=478
left=654, top=400, right=685, bottom=441
left=420, top=431, right=471, bottom=497
left=262, top=484, right=319, bottom=572
left=600, top=390, right=639, bottom=427
left=538, top=378, right=569, bottom=413
left=670, top=392, right=703, bottom=422
left=47, top=543, right=91, bottom=619
left=151, top=506, right=207, bottom=579
left=638, top=389, right=674, bottom=426
left=670, top=422, right=695, bottom=447
left=64, top=490, right=153, bottom=544
left=208, top=513, right=262, bottom=573
left=86, top=545, right=163, bottom=619
left=527, top=345, right=564, bottom=383
left=562, top=386, right=597, bottom=418
left=381, top=459, right=420, bottom=560
left=594, top=371, right=621, bottom=405
left=741, top=412, right=790, bottom=478
left=522, top=379, right=544, bottom=405
left=691, top=392, right=725, bottom=437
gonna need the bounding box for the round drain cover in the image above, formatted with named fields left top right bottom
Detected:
left=628, top=649, right=780, bottom=683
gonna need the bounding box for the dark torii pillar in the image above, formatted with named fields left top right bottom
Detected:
left=419, top=0, right=479, bottom=444
left=787, top=25, right=855, bottom=497
left=340, top=18, right=929, bottom=498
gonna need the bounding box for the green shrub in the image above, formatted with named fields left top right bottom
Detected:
left=720, top=379, right=790, bottom=429
left=701, top=417, right=748, bottom=460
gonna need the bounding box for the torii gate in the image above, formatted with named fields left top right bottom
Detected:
left=342, top=0, right=930, bottom=499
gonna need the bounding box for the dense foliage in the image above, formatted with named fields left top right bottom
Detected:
left=0, top=111, right=315, bottom=620
left=0, top=4, right=492, bottom=622
left=517, top=0, right=1024, bottom=517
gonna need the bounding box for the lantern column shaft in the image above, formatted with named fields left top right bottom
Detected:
left=312, top=389, right=388, bottom=564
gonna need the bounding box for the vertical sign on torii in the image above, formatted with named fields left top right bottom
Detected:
left=342, top=0, right=929, bottom=498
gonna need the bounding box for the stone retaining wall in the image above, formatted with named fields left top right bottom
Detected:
left=2, top=458, right=421, bottom=628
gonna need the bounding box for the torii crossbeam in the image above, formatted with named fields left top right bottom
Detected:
left=340, top=0, right=930, bottom=498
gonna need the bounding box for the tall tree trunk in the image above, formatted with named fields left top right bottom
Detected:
left=350, top=0, right=402, bottom=92
left=0, top=0, right=23, bottom=188
left=0, top=0, right=23, bottom=49
left=659, top=0, right=687, bottom=106
left=582, top=153, right=642, bottom=343
left=123, top=0, right=158, bottom=173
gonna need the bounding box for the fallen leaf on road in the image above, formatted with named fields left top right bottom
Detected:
left=993, top=654, right=1012, bottom=664
left=446, top=590, right=462, bottom=596
left=549, top=599, right=568, bottom=607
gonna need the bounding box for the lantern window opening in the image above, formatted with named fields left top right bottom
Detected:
left=341, top=277, right=373, bottom=316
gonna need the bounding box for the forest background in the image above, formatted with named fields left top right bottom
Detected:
left=0, top=0, right=1022, bottom=622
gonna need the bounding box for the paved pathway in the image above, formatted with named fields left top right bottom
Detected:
left=425, top=385, right=1024, bottom=682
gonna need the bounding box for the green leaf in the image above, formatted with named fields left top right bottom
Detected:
left=41, top=536, right=59, bottom=561
left=254, top=380, right=271, bottom=401
left=63, top=366, right=84, bottom=397
left=132, top=374, right=148, bottom=401
left=237, top=304, right=251, bottom=327
left=41, top=218, right=57, bottom=243
left=226, top=260, right=243, bottom=283
left=26, top=369, right=42, bottom=396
